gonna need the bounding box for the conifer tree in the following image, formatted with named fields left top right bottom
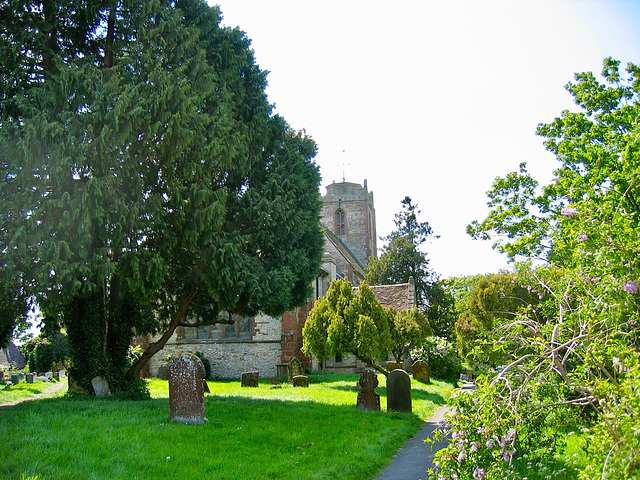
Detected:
left=0, top=0, right=323, bottom=393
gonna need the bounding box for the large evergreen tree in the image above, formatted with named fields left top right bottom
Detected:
left=365, top=197, right=456, bottom=339
left=0, top=0, right=324, bottom=393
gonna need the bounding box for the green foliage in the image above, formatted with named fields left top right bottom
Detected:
left=193, top=351, right=212, bottom=380
left=22, top=331, right=69, bottom=373
left=365, top=197, right=457, bottom=339
left=302, top=279, right=392, bottom=375
left=0, top=0, right=323, bottom=391
left=435, top=58, right=640, bottom=479
left=455, top=274, right=542, bottom=365
left=387, top=308, right=432, bottom=362
left=412, top=336, right=462, bottom=381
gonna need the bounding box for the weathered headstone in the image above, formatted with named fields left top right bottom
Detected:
left=26, top=373, right=34, bottom=383
left=10, top=373, right=19, bottom=385
left=168, top=353, right=208, bottom=425
left=356, top=369, right=380, bottom=411
left=292, top=375, right=309, bottom=387
left=412, top=360, right=430, bottom=383
left=91, top=376, right=112, bottom=397
left=156, top=364, right=169, bottom=380
left=276, top=363, right=289, bottom=379
left=59, top=370, right=66, bottom=378
left=387, top=369, right=412, bottom=413
left=288, top=357, right=305, bottom=382
left=241, top=371, right=260, bottom=387
left=53, top=371, right=60, bottom=380
left=386, top=361, right=402, bottom=372
left=18, top=373, right=24, bottom=381
left=45, top=371, right=53, bottom=379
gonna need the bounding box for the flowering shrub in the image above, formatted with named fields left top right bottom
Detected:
left=412, top=336, right=462, bottom=381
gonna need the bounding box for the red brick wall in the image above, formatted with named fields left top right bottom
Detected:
left=281, top=298, right=314, bottom=369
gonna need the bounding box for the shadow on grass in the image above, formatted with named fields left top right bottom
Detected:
left=0, top=391, right=423, bottom=480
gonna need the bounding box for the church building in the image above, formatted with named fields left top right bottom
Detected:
left=145, top=180, right=415, bottom=379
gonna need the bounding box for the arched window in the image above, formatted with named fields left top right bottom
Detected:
left=335, top=208, right=345, bottom=236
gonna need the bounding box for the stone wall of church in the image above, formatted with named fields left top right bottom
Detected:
left=147, top=313, right=282, bottom=379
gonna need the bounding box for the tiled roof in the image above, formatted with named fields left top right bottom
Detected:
left=0, top=342, right=26, bottom=369
left=369, top=283, right=415, bottom=311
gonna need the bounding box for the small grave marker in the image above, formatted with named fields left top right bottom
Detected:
left=241, top=371, right=259, bottom=387
left=356, top=369, right=380, bottom=411
left=292, top=375, right=309, bottom=387
left=288, top=357, right=305, bottom=382
left=168, top=353, right=208, bottom=425
left=412, top=360, right=430, bottom=383
left=91, top=376, right=111, bottom=397
left=387, top=369, right=412, bottom=413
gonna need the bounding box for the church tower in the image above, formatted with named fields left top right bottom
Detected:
left=320, top=180, right=377, bottom=270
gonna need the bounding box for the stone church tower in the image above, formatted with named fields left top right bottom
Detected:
left=320, top=180, right=377, bottom=272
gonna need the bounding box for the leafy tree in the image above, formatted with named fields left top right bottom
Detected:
left=365, top=197, right=456, bottom=339
left=432, top=58, right=640, bottom=479
left=0, top=0, right=323, bottom=393
left=387, top=307, right=431, bottom=363
left=22, top=330, right=69, bottom=373
left=454, top=273, right=542, bottom=364
left=302, top=280, right=392, bottom=376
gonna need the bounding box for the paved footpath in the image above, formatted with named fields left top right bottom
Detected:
left=0, top=381, right=67, bottom=411
left=375, top=383, right=476, bottom=480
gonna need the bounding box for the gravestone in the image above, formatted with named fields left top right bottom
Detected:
left=26, top=373, right=34, bottom=383
left=18, top=373, right=24, bottom=381
left=241, top=371, right=259, bottom=387
left=53, top=371, right=60, bottom=380
left=91, top=376, right=112, bottom=397
left=276, top=363, right=289, bottom=379
left=387, top=369, right=412, bottom=413
left=292, top=375, right=309, bottom=387
left=59, top=370, right=66, bottom=378
left=356, top=369, right=380, bottom=411
left=412, top=360, right=430, bottom=383
left=156, top=364, right=169, bottom=380
left=168, top=353, right=208, bottom=425
left=386, top=361, right=402, bottom=372
left=45, top=371, right=53, bottom=379
left=288, top=357, right=305, bottom=382
left=10, top=373, right=19, bottom=385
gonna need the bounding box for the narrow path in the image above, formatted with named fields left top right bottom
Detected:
left=0, top=381, right=67, bottom=411
left=374, top=383, right=476, bottom=480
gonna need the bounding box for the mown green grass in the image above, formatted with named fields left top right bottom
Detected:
left=0, top=373, right=455, bottom=480
left=0, top=378, right=67, bottom=405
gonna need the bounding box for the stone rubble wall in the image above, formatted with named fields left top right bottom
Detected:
left=147, top=314, right=282, bottom=379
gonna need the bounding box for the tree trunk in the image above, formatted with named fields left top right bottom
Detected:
left=125, top=286, right=199, bottom=379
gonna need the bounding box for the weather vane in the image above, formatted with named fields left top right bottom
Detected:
left=339, top=149, right=350, bottom=182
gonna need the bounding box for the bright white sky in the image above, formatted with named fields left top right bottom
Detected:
left=210, top=0, right=640, bottom=278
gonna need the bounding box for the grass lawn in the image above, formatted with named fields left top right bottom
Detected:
left=0, top=373, right=456, bottom=480
left=0, top=378, right=67, bottom=405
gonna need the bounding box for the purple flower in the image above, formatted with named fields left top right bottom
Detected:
left=473, top=468, right=487, bottom=480
left=486, top=439, right=495, bottom=448
left=623, top=280, right=638, bottom=294
left=561, top=207, right=577, bottom=217
left=470, top=441, right=479, bottom=453
left=578, top=234, right=589, bottom=242
left=457, top=449, right=466, bottom=463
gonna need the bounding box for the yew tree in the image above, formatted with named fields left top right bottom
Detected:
left=0, top=0, right=324, bottom=393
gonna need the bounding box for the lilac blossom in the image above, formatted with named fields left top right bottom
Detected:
left=473, top=468, right=487, bottom=480
left=470, top=441, right=479, bottom=453
left=457, top=449, right=466, bottom=463
left=561, top=207, right=577, bottom=217
left=623, top=280, right=638, bottom=294
left=578, top=234, right=589, bottom=242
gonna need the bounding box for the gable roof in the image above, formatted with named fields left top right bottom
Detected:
left=369, top=282, right=416, bottom=311
left=322, top=225, right=366, bottom=278
left=0, top=342, right=26, bottom=369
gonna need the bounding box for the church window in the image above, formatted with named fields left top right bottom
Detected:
left=335, top=208, right=345, bottom=236
left=179, top=312, right=252, bottom=341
